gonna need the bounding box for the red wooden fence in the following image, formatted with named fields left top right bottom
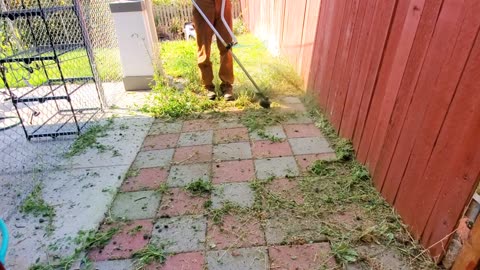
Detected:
left=241, top=0, right=480, bottom=260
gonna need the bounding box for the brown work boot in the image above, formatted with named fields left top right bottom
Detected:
left=205, top=85, right=216, bottom=100
left=221, top=85, right=234, bottom=101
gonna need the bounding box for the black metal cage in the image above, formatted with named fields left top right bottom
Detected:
left=0, top=0, right=104, bottom=140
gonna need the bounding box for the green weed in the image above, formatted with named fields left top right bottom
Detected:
left=310, top=160, right=337, bottom=177
left=20, top=184, right=55, bottom=234
left=125, top=168, right=140, bottom=179
left=75, top=227, right=120, bottom=250
left=132, top=244, right=168, bottom=270
left=256, top=130, right=283, bottom=142
left=185, top=179, right=214, bottom=196
left=241, top=109, right=287, bottom=131
left=208, top=201, right=240, bottom=224
left=65, top=117, right=115, bottom=157
left=332, top=242, right=359, bottom=264
left=29, top=227, right=119, bottom=270
left=128, top=225, right=143, bottom=236
left=156, top=183, right=169, bottom=194
left=335, top=138, right=354, bottom=161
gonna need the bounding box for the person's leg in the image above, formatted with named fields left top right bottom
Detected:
left=213, top=0, right=234, bottom=101
left=193, top=0, right=216, bottom=99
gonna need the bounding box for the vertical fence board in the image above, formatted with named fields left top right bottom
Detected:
left=317, top=0, right=347, bottom=109
left=327, top=0, right=360, bottom=129
left=312, top=0, right=337, bottom=106
left=338, top=0, right=377, bottom=139
left=372, top=0, right=444, bottom=189
left=331, top=0, right=365, bottom=131
left=299, top=0, right=321, bottom=82
left=351, top=0, right=396, bottom=156
left=306, top=0, right=329, bottom=93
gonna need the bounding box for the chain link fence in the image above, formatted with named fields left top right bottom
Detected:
left=0, top=0, right=122, bottom=220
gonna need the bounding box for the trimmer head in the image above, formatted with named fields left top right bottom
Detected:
left=259, top=97, right=271, bottom=109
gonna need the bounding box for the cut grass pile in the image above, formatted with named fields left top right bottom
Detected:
left=65, top=116, right=116, bottom=158
left=141, top=34, right=303, bottom=119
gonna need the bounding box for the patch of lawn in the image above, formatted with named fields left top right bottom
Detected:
left=0, top=48, right=121, bottom=88
left=141, top=34, right=304, bottom=119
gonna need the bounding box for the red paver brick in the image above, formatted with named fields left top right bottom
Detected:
left=88, top=219, right=153, bottom=261
left=146, top=252, right=204, bottom=270
left=284, top=124, right=323, bottom=138
left=266, top=178, right=304, bottom=204
left=158, top=188, right=208, bottom=217
left=121, top=167, right=168, bottom=192
left=214, top=127, right=249, bottom=144
left=251, top=140, right=292, bottom=158
left=207, top=215, right=265, bottom=250
left=269, top=243, right=337, bottom=270
left=182, top=119, right=216, bottom=132
left=173, top=145, right=212, bottom=164
left=295, top=153, right=337, bottom=172
left=142, top=134, right=179, bottom=151
left=212, top=160, right=255, bottom=184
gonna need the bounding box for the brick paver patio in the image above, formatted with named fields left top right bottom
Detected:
left=89, top=100, right=339, bottom=269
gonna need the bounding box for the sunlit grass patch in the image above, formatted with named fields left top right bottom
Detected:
left=142, top=34, right=304, bottom=119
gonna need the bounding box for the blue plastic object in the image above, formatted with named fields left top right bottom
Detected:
left=0, top=219, right=8, bottom=266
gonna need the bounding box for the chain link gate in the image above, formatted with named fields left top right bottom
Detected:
left=0, top=0, right=123, bottom=220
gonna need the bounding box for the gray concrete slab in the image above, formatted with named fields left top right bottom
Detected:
left=5, top=165, right=129, bottom=270
left=60, top=115, right=154, bottom=169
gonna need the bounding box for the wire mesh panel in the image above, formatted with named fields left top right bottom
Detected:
left=0, top=0, right=122, bottom=219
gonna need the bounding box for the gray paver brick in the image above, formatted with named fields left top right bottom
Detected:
left=250, top=125, right=287, bottom=141
left=216, top=117, right=245, bottom=129
left=255, top=157, right=299, bottom=179
left=284, top=114, right=314, bottom=124
left=133, top=149, right=174, bottom=169
left=93, top=259, right=134, bottom=270
left=149, top=121, right=183, bottom=135
left=151, top=215, right=207, bottom=253
left=288, top=137, right=333, bottom=155
left=206, top=247, right=268, bottom=270
left=211, top=182, right=255, bottom=209
left=110, top=191, right=160, bottom=220
left=167, top=163, right=210, bottom=187
left=213, top=142, right=252, bottom=161
left=265, top=213, right=327, bottom=245
left=178, top=130, right=213, bottom=146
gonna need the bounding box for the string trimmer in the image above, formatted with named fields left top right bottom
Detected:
left=191, top=0, right=271, bottom=109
